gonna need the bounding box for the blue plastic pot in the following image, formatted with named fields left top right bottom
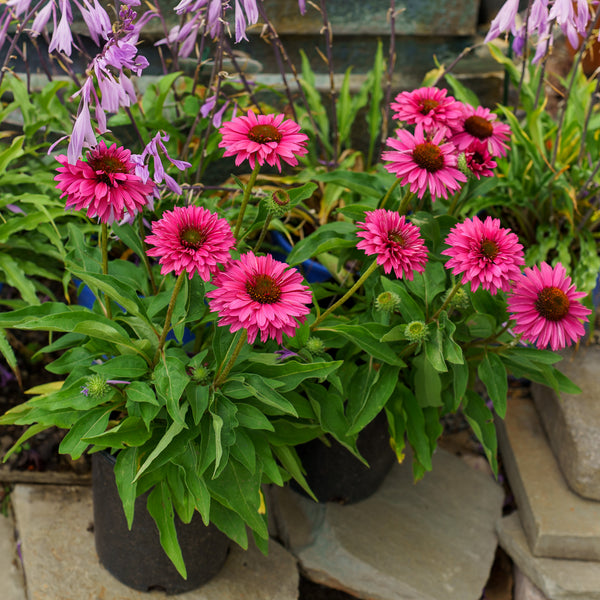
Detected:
left=270, top=230, right=331, bottom=283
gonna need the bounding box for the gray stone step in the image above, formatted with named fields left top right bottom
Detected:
left=269, top=448, right=504, bottom=600
left=497, top=512, right=600, bottom=600
left=10, top=484, right=299, bottom=600
left=531, top=345, right=600, bottom=501
left=497, top=394, right=600, bottom=561
left=0, top=513, right=26, bottom=600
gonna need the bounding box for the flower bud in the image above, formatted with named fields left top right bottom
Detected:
left=266, top=189, right=291, bottom=218
left=305, top=336, right=325, bottom=356
left=375, top=291, right=401, bottom=313
left=446, top=286, right=470, bottom=310
left=82, top=374, right=110, bottom=399
left=404, top=320, right=429, bottom=343
left=191, top=364, right=211, bottom=384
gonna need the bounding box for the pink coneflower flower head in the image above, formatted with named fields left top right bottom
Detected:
left=463, top=140, right=498, bottom=179
left=442, top=215, right=524, bottom=295
left=507, top=262, right=591, bottom=351
left=218, top=111, right=309, bottom=171
left=390, top=86, right=464, bottom=135
left=145, top=206, right=235, bottom=281
left=452, top=105, right=511, bottom=158
left=55, top=141, right=155, bottom=223
left=356, top=209, right=428, bottom=280
left=206, top=252, right=312, bottom=344
left=382, top=124, right=467, bottom=201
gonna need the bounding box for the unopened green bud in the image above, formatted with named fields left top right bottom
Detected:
left=192, top=364, right=211, bottom=385
left=83, top=374, right=110, bottom=399
left=266, top=190, right=291, bottom=218
left=404, top=320, right=429, bottom=343
left=457, top=152, right=469, bottom=176
left=305, top=336, right=326, bottom=356
left=446, top=286, right=470, bottom=310
left=375, top=291, right=401, bottom=313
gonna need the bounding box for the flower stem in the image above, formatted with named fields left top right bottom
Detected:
left=254, top=214, right=273, bottom=253
left=428, top=280, right=462, bottom=323
left=153, top=272, right=186, bottom=365
left=397, top=189, right=414, bottom=216
left=138, top=214, right=158, bottom=294
left=311, top=259, right=379, bottom=329
left=101, top=223, right=112, bottom=320
left=379, top=177, right=401, bottom=210
left=234, top=162, right=261, bottom=239
left=213, top=329, right=249, bottom=388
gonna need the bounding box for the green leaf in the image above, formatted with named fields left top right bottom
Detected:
left=83, top=416, right=152, bottom=448
left=399, top=383, right=433, bottom=473
left=246, top=359, right=343, bottom=392
left=126, top=381, right=161, bottom=406
left=59, top=406, right=113, bottom=459
left=0, top=253, right=39, bottom=305
left=478, top=353, right=508, bottom=418
left=413, top=353, right=443, bottom=407
left=91, top=355, right=149, bottom=380
left=114, top=448, right=139, bottom=529
left=147, top=482, right=187, bottom=578
left=273, top=445, right=317, bottom=501
left=235, top=403, right=275, bottom=432
left=154, top=355, right=191, bottom=425
left=463, top=390, right=498, bottom=476
left=286, top=222, right=357, bottom=266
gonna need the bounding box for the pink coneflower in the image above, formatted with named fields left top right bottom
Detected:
left=390, top=86, right=464, bottom=135
left=356, top=209, right=428, bottom=280
left=218, top=111, right=309, bottom=171
left=206, top=252, right=312, bottom=344
left=145, top=206, right=235, bottom=281
left=382, top=124, right=467, bottom=201
left=442, top=216, right=524, bottom=295
left=507, top=262, right=591, bottom=351
left=55, top=141, right=155, bottom=223
left=463, top=141, right=497, bottom=179
left=452, top=105, right=511, bottom=158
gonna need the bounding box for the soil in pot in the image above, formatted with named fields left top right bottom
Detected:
left=92, top=452, right=230, bottom=594
left=292, top=410, right=396, bottom=504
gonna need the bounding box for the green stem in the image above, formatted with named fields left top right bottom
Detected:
left=139, top=214, right=157, bottom=294
left=254, top=214, right=273, bottom=253
left=213, top=329, right=249, bottom=388
left=379, top=177, right=401, bottom=210
left=101, top=223, right=112, bottom=320
left=234, top=162, right=261, bottom=238
left=311, top=259, right=379, bottom=329
left=397, top=189, right=414, bottom=216
left=428, top=280, right=462, bottom=324
left=153, top=272, right=186, bottom=365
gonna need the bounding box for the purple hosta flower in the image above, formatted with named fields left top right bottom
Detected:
left=200, top=95, right=230, bottom=128
left=550, top=0, right=590, bottom=49
left=5, top=0, right=32, bottom=17
left=298, top=0, right=306, bottom=14
left=68, top=78, right=99, bottom=163
left=274, top=347, right=299, bottom=361
left=484, top=0, right=520, bottom=44
left=6, top=203, right=26, bottom=215
left=0, top=364, right=15, bottom=387
left=234, top=0, right=258, bottom=42
left=132, top=131, right=191, bottom=196
left=75, top=0, right=111, bottom=46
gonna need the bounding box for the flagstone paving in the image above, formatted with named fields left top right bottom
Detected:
left=269, top=448, right=504, bottom=600
left=0, top=512, right=26, bottom=600
left=10, top=484, right=299, bottom=600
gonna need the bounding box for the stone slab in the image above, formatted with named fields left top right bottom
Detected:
left=514, top=566, right=549, bottom=600
left=497, top=512, right=600, bottom=600
left=531, top=345, right=600, bottom=500
left=11, top=484, right=298, bottom=600
left=0, top=512, right=27, bottom=600
left=270, top=448, right=504, bottom=600
left=497, top=394, right=600, bottom=561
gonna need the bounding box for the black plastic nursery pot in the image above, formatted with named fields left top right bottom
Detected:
left=92, top=451, right=230, bottom=595
left=292, top=410, right=396, bottom=504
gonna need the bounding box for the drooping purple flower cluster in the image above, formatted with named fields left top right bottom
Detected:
left=485, top=0, right=592, bottom=63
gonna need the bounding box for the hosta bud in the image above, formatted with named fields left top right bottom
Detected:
left=375, top=291, right=401, bottom=313
left=404, top=320, right=429, bottom=343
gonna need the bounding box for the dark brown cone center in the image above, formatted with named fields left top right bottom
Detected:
left=412, top=142, right=444, bottom=172
left=535, top=286, right=570, bottom=322
left=464, top=115, right=494, bottom=140
left=480, top=238, right=499, bottom=261
left=248, top=124, right=283, bottom=144
left=419, top=99, right=439, bottom=114
left=87, top=154, right=129, bottom=186
left=180, top=227, right=207, bottom=249
left=246, top=274, right=282, bottom=304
